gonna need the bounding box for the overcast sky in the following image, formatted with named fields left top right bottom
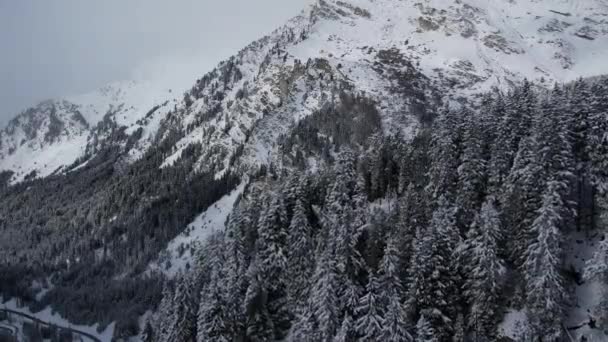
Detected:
left=0, top=0, right=307, bottom=126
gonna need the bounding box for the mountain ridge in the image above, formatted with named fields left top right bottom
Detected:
left=2, top=0, right=608, bottom=184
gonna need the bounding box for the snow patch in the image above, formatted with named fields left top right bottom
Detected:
left=148, top=181, right=246, bottom=277
left=0, top=298, right=115, bottom=342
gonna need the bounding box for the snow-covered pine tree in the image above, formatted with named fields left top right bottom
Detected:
left=583, top=234, right=608, bottom=328
left=456, top=109, right=488, bottom=233
left=416, top=314, right=439, bottom=342
left=569, top=79, right=593, bottom=169
left=585, top=236, right=608, bottom=283
left=502, top=133, right=543, bottom=268
left=141, top=320, right=154, bottom=342
left=393, top=185, right=426, bottom=284
left=588, top=78, right=608, bottom=193
left=334, top=313, right=355, bottom=342
left=287, top=197, right=314, bottom=310
left=290, top=302, right=318, bottom=342
left=167, top=273, right=197, bottom=342
left=221, top=205, right=249, bottom=340
left=462, top=198, right=504, bottom=339
left=380, top=238, right=411, bottom=341
left=311, top=248, right=340, bottom=341
left=524, top=181, right=568, bottom=340
left=256, top=194, right=291, bottom=339
left=537, top=86, right=576, bottom=232
left=157, top=282, right=175, bottom=342
left=355, top=272, right=384, bottom=341
left=245, top=258, right=275, bottom=342
left=406, top=197, right=459, bottom=340
left=428, top=108, right=463, bottom=202
left=489, top=81, right=537, bottom=193
left=452, top=313, right=465, bottom=342
left=197, top=244, right=230, bottom=342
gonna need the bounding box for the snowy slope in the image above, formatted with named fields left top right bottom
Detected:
left=155, top=0, right=608, bottom=183
left=148, top=181, right=247, bottom=277
left=1, top=298, right=115, bottom=342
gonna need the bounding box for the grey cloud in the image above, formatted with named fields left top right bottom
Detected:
left=0, top=0, right=307, bottom=126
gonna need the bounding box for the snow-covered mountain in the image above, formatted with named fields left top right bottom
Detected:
left=2, top=1, right=608, bottom=340
left=2, top=0, right=607, bottom=184
left=0, top=80, right=182, bottom=182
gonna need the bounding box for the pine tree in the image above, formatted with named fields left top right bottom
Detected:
left=157, top=282, right=175, bottom=342
left=311, top=249, right=340, bottom=341
left=197, top=254, right=230, bottom=342
left=452, top=313, right=465, bottom=342
left=395, top=184, right=428, bottom=282
left=245, top=259, right=275, bottom=342
left=524, top=181, right=567, bottom=340
left=141, top=320, right=154, bottom=342
left=291, top=302, right=318, bottom=342
left=222, top=206, right=249, bottom=340
left=582, top=234, right=608, bottom=326
left=585, top=236, right=608, bottom=282
left=569, top=79, right=592, bottom=168
left=165, top=274, right=196, bottom=342
left=588, top=79, right=608, bottom=192
left=406, top=197, right=459, bottom=340
left=334, top=314, right=355, bottom=342
left=416, top=314, right=439, bottom=342
left=489, top=81, right=537, bottom=192
left=502, top=134, right=543, bottom=268
left=456, top=109, right=488, bottom=233
left=463, top=199, right=504, bottom=339
left=256, top=194, right=292, bottom=339
left=428, top=108, right=464, bottom=202
left=380, top=238, right=412, bottom=341
left=355, top=272, right=384, bottom=341
left=287, top=198, right=314, bottom=310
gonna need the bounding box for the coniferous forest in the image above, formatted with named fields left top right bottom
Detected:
left=148, top=78, right=608, bottom=341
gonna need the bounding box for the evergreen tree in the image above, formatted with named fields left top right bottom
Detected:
left=428, top=108, right=463, bottom=202
left=463, top=199, right=504, bottom=339
left=524, top=181, right=568, bottom=340
left=380, top=238, right=412, bottom=341
left=416, top=314, right=439, bottom=342
left=291, top=302, right=318, bottom=342
left=584, top=235, right=608, bottom=326
left=489, top=81, right=537, bottom=192
left=406, top=197, right=459, bottom=340
left=569, top=79, right=593, bottom=168
left=167, top=274, right=196, bottom=342
left=157, top=282, right=175, bottom=342
left=141, top=320, right=154, bottom=342
left=287, top=198, right=314, bottom=310
left=502, top=134, right=543, bottom=268
left=334, top=314, right=356, bottom=342
left=355, top=272, right=384, bottom=341
left=588, top=79, right=608, bottom=192
left=256, top=194, right=292, bottom=339
left=456, top=109, right=488, bottom=233
left=197, top=254, right=230, bottom=342
left=311, top=249, right=340, bottom=341
left=245, top=259, right=275, bottom=342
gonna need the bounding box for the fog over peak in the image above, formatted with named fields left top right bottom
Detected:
left=0, top=0, right=306, bottom=126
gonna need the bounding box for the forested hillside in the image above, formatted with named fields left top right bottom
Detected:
left=151, top=79, right=608, bottom=341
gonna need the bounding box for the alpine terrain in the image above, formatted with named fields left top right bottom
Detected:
left=1, top=0, right=608, bottom=341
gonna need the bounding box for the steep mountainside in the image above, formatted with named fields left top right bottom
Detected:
left=0, top=0, right=607, bottom=340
